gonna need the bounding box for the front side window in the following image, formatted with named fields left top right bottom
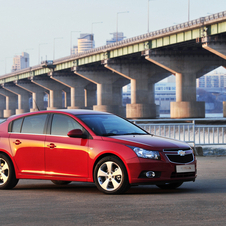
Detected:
left=51, top=114, right=83, bottom=136
left=21, top=114, right=48, bottom=134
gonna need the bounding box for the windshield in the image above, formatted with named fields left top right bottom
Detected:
left=76, top=114, right=148, bottom=136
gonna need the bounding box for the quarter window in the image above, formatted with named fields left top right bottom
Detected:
left=11, top=118, right=23, bottom=133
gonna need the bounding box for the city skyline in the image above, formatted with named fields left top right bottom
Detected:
left=0, top=0, right=225, bottom=75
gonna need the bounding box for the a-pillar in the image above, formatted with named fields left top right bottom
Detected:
left=49, top=71, right=91, bottom=109
left=145, top=52, right=208, bottom=118
left=2, top=83, right=30, bottom=115
left=202, top=42, right=226, bottom=117
left=0, top=87, right=17, bottom=117
left=15, top=79, right=47, bottom=111
left=104, top=59, right=168, bottom=118
left=31, top=76, right=67, bottom=110
left=74, top=65, right=129, bottom=116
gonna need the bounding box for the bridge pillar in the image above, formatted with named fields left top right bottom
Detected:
left=203, top=42, right=226, bottom=117
left=49, top=71, right=91, bottom=109
left=74, top=65, right=129, bottom=116
left=170, top=72, right=205, bottom=118
left=104, top=59, right=168, bottom=118
left=31, top=76, right=67, bottom=110
left=145, top=53, right=207, bottom=118
left=2, top=83, right=30, bottom=115
left=0, top=87, right=17, bottom=117
left=85, top=82, right=97, bottom=109
left=0, top=95, right=6, bottom=117
left=15, top=79, right=47, bottom=111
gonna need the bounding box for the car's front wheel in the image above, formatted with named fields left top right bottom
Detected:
left=94, top=156, right=130, bottom=194
left=0, top=154, right=18, bottom=189
left=156, top=182, right=183, bottom=189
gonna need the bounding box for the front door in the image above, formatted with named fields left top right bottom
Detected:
left=45, top=113, right=89, bottom=179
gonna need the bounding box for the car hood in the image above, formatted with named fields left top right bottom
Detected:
left=102, top=134, right=190, bottom=151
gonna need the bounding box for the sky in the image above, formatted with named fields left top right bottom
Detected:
left=0, top=0, right=225, bottom=76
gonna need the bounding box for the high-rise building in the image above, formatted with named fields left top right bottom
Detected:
left=196, top=72, right=226, bottom=88
left=78, top=34, right=94, bottom=53
left=106, top=32, right=126, bottom=45
left=71, top=45, right=78, bottom=55
left=11, top=52, right=29, bottom=72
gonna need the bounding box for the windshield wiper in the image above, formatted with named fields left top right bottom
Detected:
left=101, top=133, right=119, bottom=136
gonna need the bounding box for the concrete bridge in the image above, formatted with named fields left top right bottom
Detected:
left=1, top=11, right=226, bottom=119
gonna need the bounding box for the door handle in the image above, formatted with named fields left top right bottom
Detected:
left=47, top=143, right=56, bottom=149
left=13, top=140, right=21, bottom=145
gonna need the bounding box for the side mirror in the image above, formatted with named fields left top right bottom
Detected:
left=67, top=129, right=87, bottom=138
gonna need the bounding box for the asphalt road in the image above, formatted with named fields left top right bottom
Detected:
left=1, top=156, right=226, bottom=226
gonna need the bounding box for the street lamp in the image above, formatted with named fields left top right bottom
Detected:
left=91, top=22, right=103, bottom=34
left=5, top=57, right=13, bottom=74
left=70, top=31, right=81, bottom=55
left=188, top=0, right=190, bottom=21
left=91, top=22, right=103, bottom=49
left=53, top=37, right=63, bottom=60
left=116, top=11, right=129, bottom=42
left=147, top=0, right=155, bottom=33
left=38, top=43, right=48, bottom=64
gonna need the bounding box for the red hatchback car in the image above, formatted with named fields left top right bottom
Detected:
left=0, top=109, right=196, bottom=194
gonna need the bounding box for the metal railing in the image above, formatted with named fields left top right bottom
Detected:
left=133, top=121, right=226, bottom=146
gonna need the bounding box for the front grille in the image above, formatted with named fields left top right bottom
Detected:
left=166, top=153, right=194, bottom=164
left=171, top=172, right=196, bottom=178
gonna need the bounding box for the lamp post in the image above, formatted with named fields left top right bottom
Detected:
left=188, top=0, right=190, bottom=21
left=53, top=37, right=63, bottom=60
left=5, top=57, right=13, bottom=74
left=70, top=31, right=81, bottom=55
left=91, top=22, right=103, bottom=49
left=91, top=22, right=103, bottom=34
left=116, top=11, right=129, bottom=42
left=0, top=60, right=3, bottom=75
left=147, top=0, right=155, bottom=33
left=38, top=43, right=48, bottom=64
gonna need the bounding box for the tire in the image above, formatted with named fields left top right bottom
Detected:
left=0, top=153, right=19, bottom=189
left=156, top=182, right=183, bottom=189
left=51, top=180, right=71, bottom=185
left=94, top=156, right=130, bottom=194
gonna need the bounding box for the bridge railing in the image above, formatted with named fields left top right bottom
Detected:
left=1, top=10, right=226, bottom=79
left=132, top=121, right=226, bottom=146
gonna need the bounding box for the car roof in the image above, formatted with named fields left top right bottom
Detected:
left=6, top=109, right=111, bottom=121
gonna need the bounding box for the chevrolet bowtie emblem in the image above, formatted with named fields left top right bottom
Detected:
left=178, top=150, right=186, bottom=156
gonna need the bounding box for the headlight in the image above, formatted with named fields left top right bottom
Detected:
left=128, top=146, right=161, bottom=160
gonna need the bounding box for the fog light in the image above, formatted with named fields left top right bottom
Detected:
left=146, top=171, right=155, bottom=178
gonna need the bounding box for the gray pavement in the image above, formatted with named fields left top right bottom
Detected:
left=0, top=156, right=226, bottom=226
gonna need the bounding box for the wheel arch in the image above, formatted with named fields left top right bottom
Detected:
left=92, top=153, right=131, bottom=183
left=0, top=150, right=18, bottom=176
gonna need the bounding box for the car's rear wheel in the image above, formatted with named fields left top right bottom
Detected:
left=94, top=156, right=130, bottom=194
left=0, top=154, right=18, bottom=189
left=156, top=182, right=183, bottom=189
left=51, top=180, right=71, bottom=185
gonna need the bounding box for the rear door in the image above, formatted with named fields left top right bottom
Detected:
left=45, top=113, right=89, bottom=179
left=9, top=113, right=48, bottom=176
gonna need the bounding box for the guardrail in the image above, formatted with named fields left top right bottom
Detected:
left=132, top=121, right=226, bottom=146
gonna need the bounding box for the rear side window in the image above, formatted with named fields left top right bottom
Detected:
left=21, top=114, right=48, bottom=134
